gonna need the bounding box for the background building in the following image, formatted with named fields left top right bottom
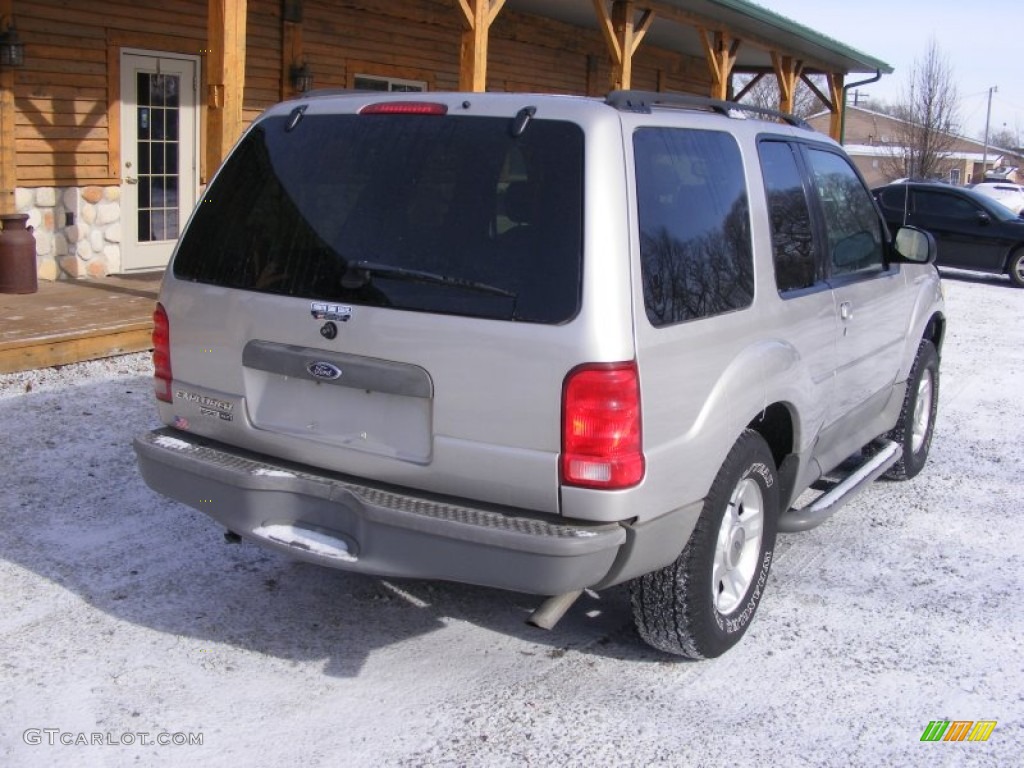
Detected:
left=808, top=105, right=1024, bottom=188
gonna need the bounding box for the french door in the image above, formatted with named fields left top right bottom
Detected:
left=119, top=51, right=199, bottom=272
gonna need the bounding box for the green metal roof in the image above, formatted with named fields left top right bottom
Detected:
left=508, top=0, right=893, bottom=76
left=706, top=0, right=893, bottom=74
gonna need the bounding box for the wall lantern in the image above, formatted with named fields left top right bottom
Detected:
left=0, top=19, right=25, bottom=68
left=290, top=63, right=314, bottom=93
left=282, top=0, right=304, bottom=24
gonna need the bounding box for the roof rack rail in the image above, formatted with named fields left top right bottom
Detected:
left=605, top=90, right=811, bottom=130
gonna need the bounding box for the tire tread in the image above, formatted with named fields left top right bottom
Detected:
left=630, top=429, right=778, bottom=659
left=884, top=339, right=939, bottom=480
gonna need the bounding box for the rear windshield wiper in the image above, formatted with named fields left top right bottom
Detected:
left=341, top=260, right=517, bottom=299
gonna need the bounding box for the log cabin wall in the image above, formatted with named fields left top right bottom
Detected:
left=14, top=0, right=208, bottom=187
left=10, top=0, right=209, bottom=278
left=244, top=0, right=283, bottom=123
left=302, top=0, right=457, bottom=92
left=297, top=1, right=710, bottom=98
left=3, top=0, right=714, bottom=280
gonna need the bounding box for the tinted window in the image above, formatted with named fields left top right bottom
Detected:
left=806, top=148, right=884, bottom=277
left=759, top=141, right=816, bottom=293
left=635, top=128, right=753, bottom=326
left=174, top=114, right=584, bottom=324
left=915, top=190, right=977, bottom=219
left=879, top=185, right=911, bottom=212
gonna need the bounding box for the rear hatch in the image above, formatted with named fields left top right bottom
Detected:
left=160, top=95, right=594, bottom=514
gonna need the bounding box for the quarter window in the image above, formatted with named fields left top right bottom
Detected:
left=635, top=128, right=753, bottom=326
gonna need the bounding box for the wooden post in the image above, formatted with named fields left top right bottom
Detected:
left=593, top=0, right=654, bottom=91
left=827, top=72, right=844, bottom=141
left=0, top=0, right=16, bottom=215
left=796, top=72, right=844, bottom=141
left=699, top=28, right=740, bottom=101
left=457, top=0, right=506, bottom=92
left=771, top=52, right=803, bottom=115
left=207, top=0, right=247, bottom=175
left=611, top=0, right=637, bottom=90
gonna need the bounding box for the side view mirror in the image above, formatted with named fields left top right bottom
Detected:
left=976, top=211, right=991, bottom=225
left=893, top=225, right=936, bottom=264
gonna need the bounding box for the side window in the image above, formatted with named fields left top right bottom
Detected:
left=879, top=186, right=910, bottom=211
left=758, top=140, right=817, bottom=293
left=635, top=128, right=753, bottom=326
left=806, top=148, right=885, bottom=278
left=915, top=190, right=976, bottom=219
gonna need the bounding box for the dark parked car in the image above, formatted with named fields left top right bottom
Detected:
left=873, top=181, right=1024, bottom=287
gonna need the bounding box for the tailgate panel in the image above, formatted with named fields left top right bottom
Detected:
left=242, top=340, right=432, bottom=464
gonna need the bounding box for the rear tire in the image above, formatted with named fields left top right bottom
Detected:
left=630, top=430, right=779, bottom=659
left=1008, top=248, right=1024, bottom=288
left=884, top=339, right=939, bottom=480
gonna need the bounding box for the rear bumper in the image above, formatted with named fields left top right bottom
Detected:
left=134, top=428, right=629, bottom=594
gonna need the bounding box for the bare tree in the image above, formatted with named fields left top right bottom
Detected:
left=881, top=39, right=961, bottom=180
left=986, top=127, right=1020, bottom=152
left=734, top=73, right=825, bottom=119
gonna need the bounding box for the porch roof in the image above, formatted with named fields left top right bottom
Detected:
left=510, top=0, right=893, bottom=76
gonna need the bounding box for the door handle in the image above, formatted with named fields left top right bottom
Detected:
left=124, top=176, right=138, bottom=184
left=839, top=301, right=853, bottom=321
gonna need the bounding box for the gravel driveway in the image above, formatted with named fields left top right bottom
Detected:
left=1, top=272, right=1021, bottom=767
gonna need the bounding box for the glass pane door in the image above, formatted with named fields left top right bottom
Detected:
left=136, top=72, right=181, bottom=243
left=120, top=52, right=198, bottom=272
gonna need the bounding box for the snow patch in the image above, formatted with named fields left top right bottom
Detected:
left=153, top=435, right=195, bottom=451
left=253, top=524, right=358, bottom=562
left=252, top=468, right=297, bottom=478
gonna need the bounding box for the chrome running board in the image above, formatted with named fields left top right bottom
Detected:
left=778, top=440, right=901, bottom=533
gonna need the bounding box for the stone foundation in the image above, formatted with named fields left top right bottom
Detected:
left=15, top=186, right=123, bottom=280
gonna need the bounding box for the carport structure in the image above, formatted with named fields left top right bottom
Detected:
left=0, top=0, right=892, bottom=280
left=202, top=0, right=891, bottom=171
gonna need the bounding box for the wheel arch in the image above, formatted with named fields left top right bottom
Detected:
left=747, top=402, right=795, bottom=469
left=1005, top=244, right=1024, bottom=287
left=747, top=402, right=799, bottom=509
left=922, top=311, right=946, bottom=356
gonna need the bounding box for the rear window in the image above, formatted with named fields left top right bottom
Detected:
left=174, top=111, right=584, bottom=324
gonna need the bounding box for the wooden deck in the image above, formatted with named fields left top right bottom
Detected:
left=0, top=272, right=163, bottom=374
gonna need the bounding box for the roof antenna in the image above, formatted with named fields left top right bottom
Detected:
left=510, top=106, right=536, bottom=137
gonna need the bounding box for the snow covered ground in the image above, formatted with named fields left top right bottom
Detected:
left=1, top=272, right=1021, bottom=767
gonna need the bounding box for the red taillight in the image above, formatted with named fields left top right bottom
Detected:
left=561, top=362, right=644, bottom=490
left=358, top=101, right=448, bottom=116
left=152, top=302, right=172, bottom=403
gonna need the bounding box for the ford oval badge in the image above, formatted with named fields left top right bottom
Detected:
left=307, top=361, right=342, bottom=381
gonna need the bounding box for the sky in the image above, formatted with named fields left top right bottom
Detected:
left=757, top=1, right=1024, bottom=144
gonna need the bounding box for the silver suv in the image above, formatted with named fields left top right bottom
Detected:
left=135, top=91, right=945, bottom=658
